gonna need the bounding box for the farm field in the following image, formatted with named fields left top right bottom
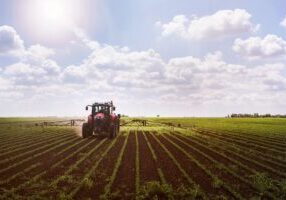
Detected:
left=0, top=118, right=286, bottom=199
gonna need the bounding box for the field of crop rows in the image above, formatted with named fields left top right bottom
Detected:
left=0, top=120, right=286, bottom=199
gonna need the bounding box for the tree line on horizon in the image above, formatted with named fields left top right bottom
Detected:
left=228, top=113, right=286, bottom=118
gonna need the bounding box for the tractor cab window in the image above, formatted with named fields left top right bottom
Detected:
left=92, top=104, right=112, bottom=114
left=94, top=106, right=98, bottom=113
left=97, top=106, right=110, bottom=114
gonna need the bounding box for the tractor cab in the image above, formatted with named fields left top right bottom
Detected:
left=86, top=102, right=115, bottom=115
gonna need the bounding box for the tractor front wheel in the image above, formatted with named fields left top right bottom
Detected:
left=82, top=123, right=92, bottom=138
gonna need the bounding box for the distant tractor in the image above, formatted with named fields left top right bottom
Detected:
left=82, top=101, right=120, bottom=139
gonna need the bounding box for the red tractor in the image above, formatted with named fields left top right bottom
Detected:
left=82, top=101, right=120, bottom=138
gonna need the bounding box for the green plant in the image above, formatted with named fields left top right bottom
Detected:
left=52, top=175, right=74, bottom=189
left=82, top=177, right=93, bottom=189
left=174, top=184, right=205, bottom=200
left=137, top=181, right=173, bottom=200
left=278, top=180, right=286, bottom=198
left=137, top=182, right=205, bottom=200
left=101, top=133, right=130, bottom=198
left=143, top=132, right=166, bottom=184
left=212, top=177, right=223, bottom=189
left=58, top=192, right=73, bottom=200
left=135, top=131, right=140, bottom=196
left=250, top=173, right=273, bottom=195
left=99, top=190, right=121, bottom=200
left=69, top=135, right=120, bottom=197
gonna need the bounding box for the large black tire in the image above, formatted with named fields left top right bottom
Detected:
left=82, top=123, right=92, bottom=138
left=117, top=120, right=120, bottom=133
left=109, top=125, right=117, bottom=139
left=114, top=123, right=118, bottom=137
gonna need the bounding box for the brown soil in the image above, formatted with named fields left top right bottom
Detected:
left=192, top=133, right=286, bottom=173
left=0, top=131, right=62, bottom=152
left=0, top=135, right=77, bottom=180
left=74, top=135, right=126, bottom=200
left=0, top=132, right=71, bottom=160
left=195, top=129, right=286, bottom=157
left=199, top=128, right=286, bottom=151
left=145, top=132, right=189, bottom=188
left=138, top=131, right=160, bottom=184
left=0, top=138, right=95, bottom=190
left=109, top=131, right=136, bottom=200
left=157, top=133, right=236, bottom=199
left=163, top=133, right=257, bottom=199
left=0, top=127, right=284, bottom=199
left=193, top=130, right=286, bottom=179
left=200, top=127, right=286, bottom=144
left=194, top=131, right=286, bottom=166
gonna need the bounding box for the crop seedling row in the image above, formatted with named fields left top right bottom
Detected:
left=1, top=118, right=285, bottom=199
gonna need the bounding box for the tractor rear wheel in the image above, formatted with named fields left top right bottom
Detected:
left=114, top=123, right=118, bottom=137
left=117, top=121, right=120, bottom=133
left=82, top=123, right=92, bottom=138
left=109, top=125, right=117, bottom=139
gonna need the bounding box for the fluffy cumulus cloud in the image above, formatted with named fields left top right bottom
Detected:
left=26, top=44, right=55, bottom=59
left=1, top=26, right=286, bottom=116
left=0, top=26, right=60, bottom=90
left=280, top=16, right=286, bottom=28
left=62, top=45, right=165, bottom=91
left=233, top=35, right=286, bottom=59
left=0, top=25, right=25, bottom=56
left=165, top=52, right=286, bottom=107
left=156, top=9, right=259, bottom=40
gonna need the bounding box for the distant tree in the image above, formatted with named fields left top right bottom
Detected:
left=229, top=113, right=286, bottom=118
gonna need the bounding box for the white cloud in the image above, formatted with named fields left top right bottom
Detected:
left=233, top=34, right=286, bottom=59
left=4, top=63, right=46, bottom=76
left=166, top=52, right=286, bottom=105
left=61, top=65, right=87, bottom=83
left=0, top=25, right=25, bottom=56
left=1, top=26, right=286, bottom=116
left=60, top=43, right=165, bottom=91
left=156, top=9, right=259, bottom=40
left=280, top=16, right=286, bottom=28
left=0, top=26, right=60, bottom=86
left=2, top=44, right=60, bottom=85
left=27, top=44, right=55, bottom=59
left=0, top=77, right=12, bottom=90
left=73, top=28, right=100, bottom=50
left=3, top=60, right=61, bottom=85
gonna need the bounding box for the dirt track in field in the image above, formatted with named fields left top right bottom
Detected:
left=0, top=125, right=285, bottom=199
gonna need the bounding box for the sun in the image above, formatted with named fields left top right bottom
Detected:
left=17, top=0, right=85, bottom=43
left=37, top=0, right=71, bottom=27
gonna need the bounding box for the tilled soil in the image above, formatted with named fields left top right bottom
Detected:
left=74, top=135, right=126, bottom=200
left=0, top=126, right=284, bottom=199
left=192, top=130, right=286, bottom=179
left=145, top=131, right=189, bottom=188
left=165, top=133, right=256, bottom=199
left=156, top=133, right=231, bottom=199
left=138, top=131, right=160, bottom=184
left=110, top=131, right=136, bottom=200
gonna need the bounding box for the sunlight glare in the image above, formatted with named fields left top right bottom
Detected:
left=17, top=0, right=86, bottom=43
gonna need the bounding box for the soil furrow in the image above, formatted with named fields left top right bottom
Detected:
left=138, top=131, right=160, bottom=184
left=73, top=135, right=126, bottom=200
left=110, top=131, right=136, bottom=199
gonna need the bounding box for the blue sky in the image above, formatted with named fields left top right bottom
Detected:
left=0, top=0, right=286, bottom=116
